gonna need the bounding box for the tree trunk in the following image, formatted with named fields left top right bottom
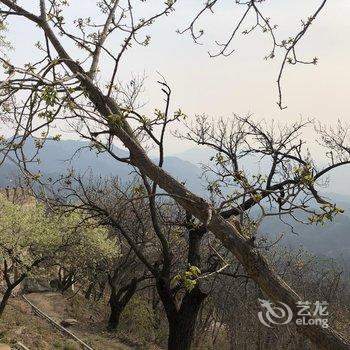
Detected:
left=156, top=276, right=207, bottom=350
left=108, top=295, right=123, bottom=331
left=0, top=287, right=13, bottom=318
left=108, top=278, right=138, bottom=331
left=84, top=283, right=94, bottom=300
left=168, top=318, right=195, bottom=350
left=60, top=278, right=74, bottom=293
left=114, top=134, right=350, bottom=349
left=0, top=274, right=26, bottom=318
left=167, top=287, right=207, bottom=350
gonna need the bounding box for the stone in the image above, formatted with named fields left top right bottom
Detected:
left=60, top=318, right=78, bottom=327
left=14, top=326, right=25, bottom=335
left=21, top=277, right=53, bottom=294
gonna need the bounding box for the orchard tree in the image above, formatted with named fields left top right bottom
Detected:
left=0, top=1, right=350, bottom=349
left=105, top=245, right=148, bottom=331
left=0, top=193, right=117, bottom=317
left=0, top=193, right=55, bottom=316
left=51, top=209, right=119, bottom=294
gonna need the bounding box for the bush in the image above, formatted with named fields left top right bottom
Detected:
left=62, top=341, right=79, bottom=350
left=119, top=296, right=156, bottom=342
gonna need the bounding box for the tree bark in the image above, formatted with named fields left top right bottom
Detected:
left=108, top=278, right=138, bottom=331
left=108, top=297, right=123, bottom=331
left=84, top=283, right=94, bottom=300
left=0, top=287, right=13, bottom=317
left=0, top=274, right=26, bottom=318
left=156, top=276, right=207, bottom=350
left=167, top=287, right=207, bottom=350
left=60, top=274, right=75, bottom=293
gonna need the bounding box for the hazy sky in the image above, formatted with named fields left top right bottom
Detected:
left=2, top=0, right=350, bottom=156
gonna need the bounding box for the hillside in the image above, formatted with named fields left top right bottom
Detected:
left=0, top=292, right=162, bottom=350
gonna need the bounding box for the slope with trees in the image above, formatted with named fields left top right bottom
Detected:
left=0, top=1, right=350, bottom=349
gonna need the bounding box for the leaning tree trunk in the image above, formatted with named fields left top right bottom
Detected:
left=112, top=127, right=350, bottom=350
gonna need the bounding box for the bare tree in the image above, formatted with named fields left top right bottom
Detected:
left=180, top=0, right=327, bottom=109
left=178, top=115, right=349, bottom=227
left=105, top=244, right=148, bottom=331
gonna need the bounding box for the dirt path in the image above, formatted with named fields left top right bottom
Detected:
left=25, top=292, right=134, bottom=350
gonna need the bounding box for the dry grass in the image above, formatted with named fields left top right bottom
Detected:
left=0, top=297, right=81, bottom=349
left=0, top=294, right=131, bottom=350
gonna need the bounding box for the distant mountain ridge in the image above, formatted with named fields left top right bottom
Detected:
left=1, top=139, right=350, bottom=261
left=0, top=138, right=205, bottom=195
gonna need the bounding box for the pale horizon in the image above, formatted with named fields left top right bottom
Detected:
left=2, top=0, right=350, bottom=157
